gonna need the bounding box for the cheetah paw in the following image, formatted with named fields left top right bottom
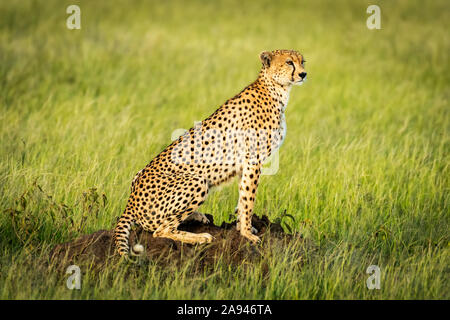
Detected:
left=185, top=212, right=210, bottom=224
left=198, top=233, right=214, bottom=244
left=196, top=213, right=210, bottom=224
left=242, top=232, right=261, bottom=245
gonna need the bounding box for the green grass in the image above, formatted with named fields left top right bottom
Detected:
left=0, top=0, right=449, bottom=299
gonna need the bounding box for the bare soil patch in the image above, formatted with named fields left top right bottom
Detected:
left=50, top=215, right=314, bottom=271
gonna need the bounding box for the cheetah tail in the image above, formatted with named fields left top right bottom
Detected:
left=114, top=215, right=145, bottom=259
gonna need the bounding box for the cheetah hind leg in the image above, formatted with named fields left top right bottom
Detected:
left=153, top=216, right=213, bottom=245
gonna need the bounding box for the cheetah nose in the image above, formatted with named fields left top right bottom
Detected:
left=299, top=72, right=307, bottom=79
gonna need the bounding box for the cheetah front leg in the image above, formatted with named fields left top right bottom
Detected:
left=236, top=163, right=261, bottom=244
left=235, top=207, right=258, bottom=234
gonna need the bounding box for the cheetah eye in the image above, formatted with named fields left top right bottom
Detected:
left=286, top=60, right=294, bottom=66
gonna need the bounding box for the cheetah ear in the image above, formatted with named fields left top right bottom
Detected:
left=259, top=51, right=272, bottom=68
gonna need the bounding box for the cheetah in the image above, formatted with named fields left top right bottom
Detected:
left=114, top=50, right=307, bottom=258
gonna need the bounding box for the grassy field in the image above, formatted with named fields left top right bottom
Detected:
left=0, top=0, right=448, bottom=299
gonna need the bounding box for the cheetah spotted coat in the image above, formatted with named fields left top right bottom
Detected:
left=114, top=50, right=306, bottom=258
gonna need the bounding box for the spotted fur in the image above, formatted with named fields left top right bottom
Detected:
left=114, top=50, right=306, bottom=258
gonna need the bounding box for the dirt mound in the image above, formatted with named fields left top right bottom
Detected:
left=50, top=215, right=313, bottom=271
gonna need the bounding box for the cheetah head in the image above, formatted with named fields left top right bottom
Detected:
left=259, top=50, right=306, bottom=86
